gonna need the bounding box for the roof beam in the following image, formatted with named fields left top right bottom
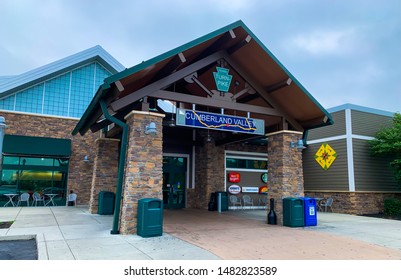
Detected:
left=266, top=78, right=292, bottom=93
left=191, top=76, right=213, bottom=97
left=223, top=54, right=304, bottom=131
left=148, top=52, right=187, bottom=83
left=215, top=134, right=266, bottom=146
left=195, top=30, right=237, bottom=61
left=110, top=50, right=226, bottom=112
left=227, top=35, right=252, bottom=55
left=149, top=90, right=282, bottom=116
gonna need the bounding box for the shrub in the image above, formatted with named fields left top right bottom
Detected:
left=384, top=198, right=401, bottom=216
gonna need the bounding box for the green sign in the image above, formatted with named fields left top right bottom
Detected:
left=213, top=67, right=232, bottom=92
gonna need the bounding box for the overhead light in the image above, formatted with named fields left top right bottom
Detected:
left=167, top=114, right=175, bottom=127
left=206, top=130, right=213, bottom=142
left=290, top=139, right=306, bottom=150
left=145, top=122, right=157, bottom=135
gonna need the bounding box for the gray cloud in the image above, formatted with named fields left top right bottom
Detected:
left=0, top=0, right=400, bottom=112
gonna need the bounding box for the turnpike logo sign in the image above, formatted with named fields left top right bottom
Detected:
left=315, top=143, right=337, bottom=170
left=176, top=108, right=265, bottom=135
left=213, top=67, right=232, bottom=92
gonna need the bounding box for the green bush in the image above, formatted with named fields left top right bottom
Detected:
left=384, top=198, right=401, bottom=216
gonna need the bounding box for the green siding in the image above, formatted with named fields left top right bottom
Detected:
left=351, top=110, right=393, bottom=137
left=303, top=139, right=348, bottom=191
left=307, top=111, right=346, bottom=141
left=353, top=139, right=400, bottom=191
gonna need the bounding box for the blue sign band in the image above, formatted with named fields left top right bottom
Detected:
left=176, top=109, right=265, bottom=135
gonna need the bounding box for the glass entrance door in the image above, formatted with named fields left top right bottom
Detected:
left=162, top=156, right=187, bottom=209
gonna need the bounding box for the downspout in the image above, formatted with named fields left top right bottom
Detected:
left=100, top=99, right=128, bottom=234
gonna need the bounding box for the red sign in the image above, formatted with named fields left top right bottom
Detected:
left=228, top=172, right=240, bottom=183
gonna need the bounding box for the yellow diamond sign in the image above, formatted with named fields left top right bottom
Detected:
left=315, top=143, right=337, bottom=170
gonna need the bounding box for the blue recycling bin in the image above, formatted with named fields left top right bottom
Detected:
left=303, top=198, right=317, bottom=226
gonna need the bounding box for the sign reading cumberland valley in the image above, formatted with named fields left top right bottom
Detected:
left=176, top=108, right=265, bottom=135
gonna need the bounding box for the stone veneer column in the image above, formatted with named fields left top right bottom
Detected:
left=267, top=130, right=304, bottom=225
left=119, top=111, right=164, bottom=235
left=191, top=135, right=225, bottom=209
left=89, top=138, right=120, bottom=214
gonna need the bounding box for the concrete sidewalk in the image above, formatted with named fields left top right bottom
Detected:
left=0, top=206, right=219, bottom=260
left=224, top=209, right=401, bottom=251
left=1, top=206, right=401, bottom=260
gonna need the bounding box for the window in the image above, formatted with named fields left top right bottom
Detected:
left=2, top=62, right=112, bottom=118
left=226, top=158, right=267, bottom=170
left=0, top=155, right=70, bottom=206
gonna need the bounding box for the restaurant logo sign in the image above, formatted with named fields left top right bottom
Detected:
left=228, top=172, right=241, bottom=183
left=242, top=187, right=259, bottom=193
left=259, top=186, right=268, bottom=194
left=213, top=67, right=232, bottom=92
left=227, top=185, right=241, bottom=195
left=176, top=108, right=265, bottom=135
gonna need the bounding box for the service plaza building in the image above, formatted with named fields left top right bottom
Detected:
left=1, top=21, right=398, bottom=234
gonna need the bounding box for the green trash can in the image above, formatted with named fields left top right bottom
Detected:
left=137, top=198, right=163, bottom=237
left=283, top=197, right=304, bottom=227
left=216, top=191, right=228, bottom=212
left=98, top=191, right=115, bottom=215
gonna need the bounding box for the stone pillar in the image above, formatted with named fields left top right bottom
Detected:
left=192, top=133, right=225, bottom=209
left=119, top=111, right=164, bottom=235
left=89, top=138, right=120, bottom=214
left=267, top=131, right=304, bottom=225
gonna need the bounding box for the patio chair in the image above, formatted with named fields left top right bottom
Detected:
left=67, top=193, right=77, bottom=207
left=32, top=192, right=45, bottom=206
left=17, top=192, right=30, bottom=207
left=229, top=195, right=242, bottom=208
left=320, top=197, right=334, bottom=212
left=259, top=196, right=268, bottom=206
left=242, top=195, right=254, bottom=208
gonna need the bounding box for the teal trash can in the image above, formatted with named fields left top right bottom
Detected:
left=98, top=191, right=115, bottom=215
left=216, top=191, right=228, bottom=212
left=283, top=197, right=304, bottom=227
left=137, top=198, right=163, bottom=237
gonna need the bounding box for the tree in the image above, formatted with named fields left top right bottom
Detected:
left=369, top=113, right=401, bottom=184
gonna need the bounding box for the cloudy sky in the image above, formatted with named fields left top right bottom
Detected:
left=1, top=0, right=400, bottom=113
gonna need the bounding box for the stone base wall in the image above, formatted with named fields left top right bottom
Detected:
left=305, top=191, right=401, bottom=214
left=0, top=111, right=97, bottom=206
left=89, top=138, right=120, bottom=214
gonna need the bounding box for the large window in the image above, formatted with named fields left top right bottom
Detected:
left=0, top=155, right=69, bottom=205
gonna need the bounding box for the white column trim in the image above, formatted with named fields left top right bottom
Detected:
left=345, top=109, right=355, bottom=192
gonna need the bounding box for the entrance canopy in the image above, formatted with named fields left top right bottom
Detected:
left=73, top=20, right=332, bottom=139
